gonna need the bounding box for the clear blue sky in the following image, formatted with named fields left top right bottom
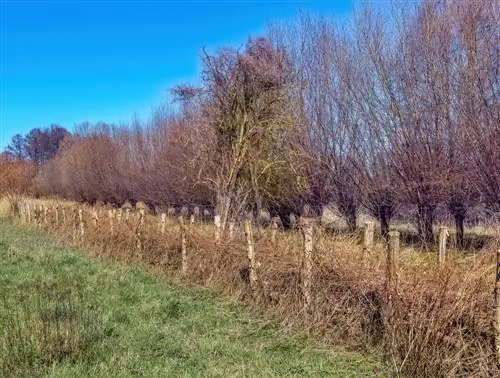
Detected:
left=0, top=1, right=353, bottom=150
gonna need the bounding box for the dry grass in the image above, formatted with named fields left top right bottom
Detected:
left=9, top=197, right=500, bottom=377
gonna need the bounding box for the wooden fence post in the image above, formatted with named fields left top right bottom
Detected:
left=438, top=226, right=448, bottom=266
left=386, top=231, right=400, bottom=307
left=136, top=209, right=144, bottom=255
left=92, top=209, right=99, bottom=227
left=55, top=206, right=59, bottom=227
left=38, top=205, right=43, bottom=227
left=363, top=221, right=374, bottom=255
left=228, top=221, right=235, bottom=240
left=160, top=213, right=166, bottom=234
left=301, top=218, right=314, bottom=312
left=117, top=208, right=122, bottom=223
left=125, top=208, right=130, bottom=222
left=214, top=215, right=221, bottom=244
left=494, top=249, right=500, bottom=365
left=271, top=218, right=279, bottom=244
left=72, top=208, right=77, bottom=240
left=244, top=219, right=258, bottom=295
left=179, top=215, right=187, bottom=275
left=26, top=202, right=31, bottom=224
left=108, top=209, right=114, bottom=235
left=78, top=208, right=84, bottom=239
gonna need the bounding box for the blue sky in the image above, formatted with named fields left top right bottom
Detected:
left=0, top=1, right=354, bottom=150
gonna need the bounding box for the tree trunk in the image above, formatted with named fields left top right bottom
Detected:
left=449, top=201, right=466, bottom=249
left=379, top=209, right=390, bottom=242
left=417, top=203, right=435, bottom=246
left=346, top=209, right=357, bottom=233
left=454, top=213, right=465, bottom=249
left=338, top=200, right=357, bottom=233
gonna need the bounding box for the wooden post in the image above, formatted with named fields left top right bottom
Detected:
left=62, top=207, right=66, bottom=225
left=363, top=221, right=374, bottom=255
left=289, top=213, right=297, bottom=229
left=214, top=215, right=221, bottom=244
left=26, top=202, right=31, bottom=224
left=495, top=249, right=500, bottom=365
left=78, top=208, right=84, bottom=239
left=19, top=202, right=25, bottom=223
left=108, top=209, right=114, bottom=234
left=271, top=218, right=278, bottom=244
left=117, top=208, right=122, bottom=223
left=160, top=213, right=166, bottom=234
left=72, top=208, right=78, bottom=240
left=125, top=208, right=130, bottom=221
left=301, top=218, right=314, bottom=312
left=193, top=206, right=200, bottom=223
left=136, top=210, right=144, bottom=255
left=139, top=209, right=145, bottom=227
left=386, top=231, right=400, bottom=306
left=92, top=209, right=99, bottom=227
left=179, top=215, right=187, bottom=275
left=55, top=206, right=59, bottom=227
left=244, top=219, right=257, bottom=295
left=438, top=226, right=448, bottom=266
left=38, top=205, right=43, bottom=226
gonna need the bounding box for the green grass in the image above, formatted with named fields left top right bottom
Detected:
left=0, top=218, right=386, bottom=377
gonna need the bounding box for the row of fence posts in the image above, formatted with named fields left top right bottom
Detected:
left=15, top=200, right=500, bottom=364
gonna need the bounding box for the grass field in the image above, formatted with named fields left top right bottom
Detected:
left=0, top=218, right=385, bottom=377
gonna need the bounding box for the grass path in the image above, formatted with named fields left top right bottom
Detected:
left=0, top=218, right=386, bottom=377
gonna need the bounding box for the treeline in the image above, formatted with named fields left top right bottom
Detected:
left=2, top=0, right=499, bottom=246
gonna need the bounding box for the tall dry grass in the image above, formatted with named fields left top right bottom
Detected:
left=10, top=197, right=500, bottom=377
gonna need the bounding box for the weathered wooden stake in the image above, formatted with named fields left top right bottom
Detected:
left=228, top=221, right=235, bottom=240
left=55, top=206, right=59, bottom=227
left=38, top=205, right=43, bottom=226
left=363, top=221, right=374, bottom=255
left=179, top=215, right=187, bottom=275
left=139, top=209, right=145, bottom=227
left=72, top=208, right=78, bottom=240
left=387, top=231, right=400, bottom=305
left=495, top=249, right=500, bottom=365
left=193, top=206, right=200, bottom=223
left=438, top=226, right=448, bottom=266
left=92, top=209, right=99, bottom=227
left=244, top=219, right=257, bottom=295
left=214, top=215, right=221, bottom=244
left=136, top=209, right=144, bottom=255
left=301, top=218, right=314, bottom=312
left=26, top=203, right=31, bottom=223
left=117, top=208, right=122, bottom=223
left=108, top=209, right=114, bottom=234
left=78, top=208, right=84, bottom=238
left=271, top=218, right=278, bottom=244
left=125, top=208, right=130, bottom=221
left=160, top=213, right=166, bottom=234
left=62, top=207, right=66, bottom=225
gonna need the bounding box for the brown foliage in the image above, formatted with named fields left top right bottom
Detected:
left=0, top=156, right=36, bottom=195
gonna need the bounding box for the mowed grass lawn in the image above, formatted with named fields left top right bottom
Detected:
left=0, top=218, right=386, bottom=377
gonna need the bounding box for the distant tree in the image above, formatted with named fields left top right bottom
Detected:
left=5, top=134, right=27, bottom=160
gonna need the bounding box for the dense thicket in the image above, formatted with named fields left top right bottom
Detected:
left=3, top=0, right=499, bottom=244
